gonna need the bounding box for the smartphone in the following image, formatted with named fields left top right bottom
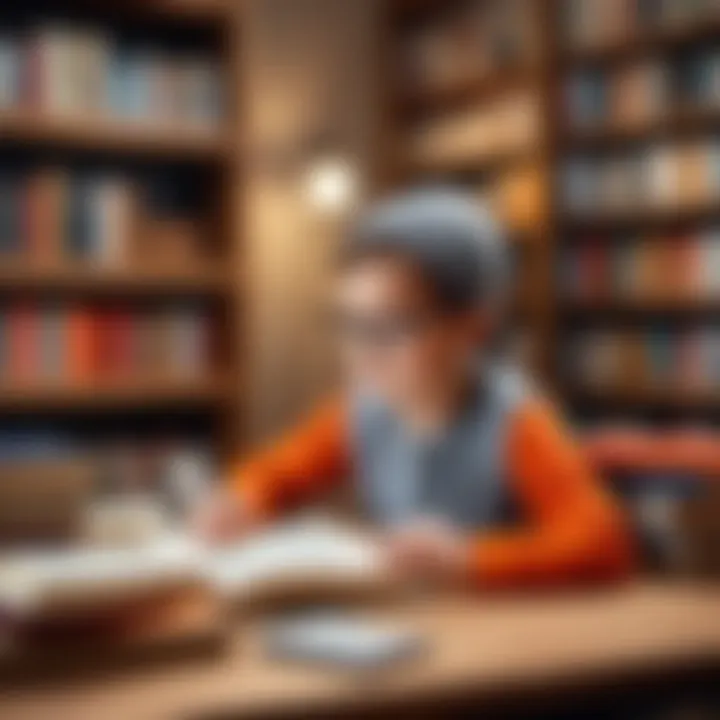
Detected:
left=263, top=611, right=426, bottom=669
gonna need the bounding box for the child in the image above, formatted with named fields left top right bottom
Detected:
left=195, top=189, right=634, bottom=589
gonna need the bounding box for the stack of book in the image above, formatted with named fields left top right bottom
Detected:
left=0, top=25, right=222, bottom=129
left=398, top=0, right=538, bottom=95
left=569, top=326, right=720, bottom=394
left=562, top=0, right=719, bottom=51
left=565, top=52, right=720, bottom=130
left=562, top=229, right=720, bottom=301
left=0, top=302, right=210, bottom=385
left=0, top=167, right=207, bottom=268
left=408, top=94, right=538, bottom=168
left=561, top=141, right=720, bottom=214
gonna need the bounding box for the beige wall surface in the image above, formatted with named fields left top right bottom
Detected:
left=241, top=0, right=380, bottom=445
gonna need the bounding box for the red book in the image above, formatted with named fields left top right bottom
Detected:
left=67, top=308, right=97, bottom=382
left=21, top=37, right=42, bottom=109
left=8, top=305, right=38, bottom=383
left=92, top=308, right=112, bottom=379
left=96, top=308, right=133, bottom=380
left=24, top=169, right=65, bottom=264
left=664, top=234, right=693, bottom=301
left=581, top=239, right=607, bottom=300
left=681, top=234, right=700, bottom=301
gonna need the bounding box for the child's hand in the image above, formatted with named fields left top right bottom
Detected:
left=192, top=488, right=260, bottom=544
left=384, top=519, right=470, bottom=587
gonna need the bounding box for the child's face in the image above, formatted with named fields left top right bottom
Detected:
left=333, top=255, right=483, bottom=406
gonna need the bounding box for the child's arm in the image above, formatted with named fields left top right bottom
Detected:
left=230, top=399, right=351, bottom=519
left=471, top=399, right=635, bottom=588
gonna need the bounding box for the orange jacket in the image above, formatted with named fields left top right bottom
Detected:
left=231, top=398, right=635, bottom=589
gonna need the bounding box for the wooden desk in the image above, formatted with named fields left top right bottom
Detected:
left=0, top=582, right=718, bottom=720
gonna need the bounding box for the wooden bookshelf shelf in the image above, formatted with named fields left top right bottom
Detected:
left=563, top=298, right=720, bottom=318
left=568, top=386, right=720, bottom=412
left=0, top=265, right=230, bottom=295
left=563, top=21, right=720, bottom=67
left=0, top=379, right=231, bottom=412
left=129, top=0, right=233, bottom=21
left=561, top=204, right=720, bottom=232
left=0, top=0, right=245, bottom=465
left=389, top=0, right=444, bottom=22
left=398, top=67, right=534, bottom=116
left=385, top=0, right=720, bottom=422
left=67, top=0, right=234, bottom=24
left=382, top=0, right=551, bottom=380
left=562, top=112, right=720, bottom=150
left=0, top=112, right=232, bottom=161
left=404, top=147, right=535, bottom=178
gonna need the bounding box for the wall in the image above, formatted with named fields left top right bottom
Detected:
left=241, top=0, right=380, bottom=444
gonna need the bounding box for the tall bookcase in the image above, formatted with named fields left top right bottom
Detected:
left=382, top=0, right=720, bottom=428
left=380, top=0, right=557, bottom=382
left=554, top=1, right=720, bottom=426
left=0, top=0, right=244, bottom=506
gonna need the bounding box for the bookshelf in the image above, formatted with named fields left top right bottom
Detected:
left=0, top=111, right=232, bottom=160
left=562, top=18, right=720, bottom=66
left=402, top=146, right=538, bottom=178
left=0, top=378, right=231, bottom=413
left=0, top=264, right=229, bottom=294
left=566, top=386, right=720, bottom=414
left=382, top=0, right=720, bottom=424
left=396, top=66, right=536, bottom=117
left=561, top=110, right=720, bottom=151
left=0, top=0, right=243, bottom=492
left=555, top=1, right=720, bottom=422
left=380, top=0, right=555, bottom=378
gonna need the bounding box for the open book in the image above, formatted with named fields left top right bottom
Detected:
left=209, top=518, right=382, bottom=600
left=0, top=519, right=385, bottom=620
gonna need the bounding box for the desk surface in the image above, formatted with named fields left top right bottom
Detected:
left=1, top=582, right=719, bottom=720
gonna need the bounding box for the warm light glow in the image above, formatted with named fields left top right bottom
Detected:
left=305, top=156, right=357, bottom=212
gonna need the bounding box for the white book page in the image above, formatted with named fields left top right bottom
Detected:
left=209, top=518, right=382, bottom=597
left=0, top=519, right=382, bottom=616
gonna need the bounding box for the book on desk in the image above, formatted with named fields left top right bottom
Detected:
left=0, top=517, right=389, bottom=681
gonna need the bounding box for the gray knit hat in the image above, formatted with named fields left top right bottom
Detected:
left=346, top=188, right=509, bottom=312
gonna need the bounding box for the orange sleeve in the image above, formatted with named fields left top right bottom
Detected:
left=230, top=399, right=351, bottom=517
left=471, top=398, right=635, bottom=589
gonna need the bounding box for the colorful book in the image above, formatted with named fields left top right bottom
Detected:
left=0, top=176, right=21, bottom=257
left=67, top=308, right=97, bottom=382
left=8, top=305, right=38, bottom=382
left=0, top=35, right=18, bottom=108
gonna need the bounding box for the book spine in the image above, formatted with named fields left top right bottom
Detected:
left=103, top=309, right=133, bottom=379
left=39, top=306, right=66, bottom=382
left=0, top=176, right=20, bottom=258
left=67, top=307, right=97, bottom=382
left=8, top=304, right=37, bottom=382
left=0, top=309, right=6, bottom=382
left=0, top=36, right=18, bottom=109
left=28, top=168, right=66, bottom=265
left=65, top=175, right=92, bottom=261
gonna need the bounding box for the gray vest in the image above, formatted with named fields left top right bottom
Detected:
left=350, top=367, right=528, bottom=531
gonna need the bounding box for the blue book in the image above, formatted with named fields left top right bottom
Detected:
left=125, top=49, right=154, bottom=120
left=0, top=310, right=6, bottom=381
left=0, top=36, right=18, bottom=108
left=646, top=326, right=673, bottom=384
left=65, top=176, right=93, bottom=260
left=108, top=47, right=136, bottom=119
left=0, top=176, right=20, bottom=257
left=0, top=430, right=75, bottom=461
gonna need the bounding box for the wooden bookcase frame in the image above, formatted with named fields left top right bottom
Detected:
left=0, top=0, right=245, bottom=461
